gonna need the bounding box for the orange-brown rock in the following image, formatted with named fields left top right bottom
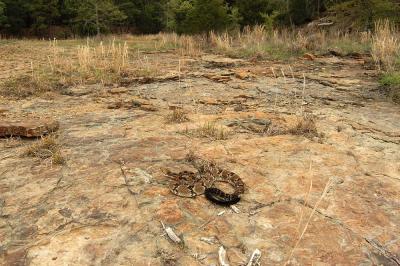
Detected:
left=303, top=53, right=316, bottom=60
left=234, top=70, right=253, bottom=80
left=107, top=98, right=158, bottom=111
left=0, top=119, right=59, bottom=137
left=108, top=87, right=128, bottom=94
left=203, top=73, right=231, bottom=83
left=157, top=199, right=183, bottom=224
left=198, top=98, right=220, bottom=105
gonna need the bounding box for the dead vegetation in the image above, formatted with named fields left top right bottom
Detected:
left=23, top=135, right=65, bottom=165
left=182, top=122, right=230, bottom=140
left=372, top=20, right=399, bottom=72
left=0, top=38, right=167, bottom=98
left=0, top=23, right=398, bottom=100
left=156, top=249, right=178, bottom=266
left=262, top=115, right=319, bottom=140
left=1, top=137, right=23, bottom=149
left=371, top=20, right=400, bottom=103
left=48, top=39, right=164, bottom=86
left=287, top=115, right=319, bottom=139
left=165, top=109, right=190, bottom=124
left=0, top=74, right=61, bottom=99
left=208, top=26, right=371, bottom=60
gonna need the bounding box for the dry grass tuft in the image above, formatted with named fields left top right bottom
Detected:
left=208, top=26, right=371, bottom=60
left=0, top=38, right=168, bottom=99
left=157, top=33, right=203, bottom=57
left=287, top=115, right=318, bottom=139
left=24, top=135, right=65, bottom=165
left=49, top=39, right=135, bottom=86
left=285, top=176, right=335, bottom=265
left=165, top=109, right=190, bottom=124
left=209, top=26, right=299, bottom=59
left=372, top=20, right=400, bottom=72
left=156, top=249, right=178, bottom=266
left=51, top=150, right=66, bottom=165
left=0, top=74, right=60, bottom=99
left=263, top=115, right=319, bottom=139
left=183, top=122, right=230, bottom=140
left=0, top=28, right=382, bottom=99
left=1, top=137, right=23, bottom=148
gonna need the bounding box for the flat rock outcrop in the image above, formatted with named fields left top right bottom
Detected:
left=0, top=52, right=399, bottom=265
left=0, top=119, right=59, bottom=137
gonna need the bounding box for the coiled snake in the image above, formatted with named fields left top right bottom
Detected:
left=164, top=154, right=245, bottom=206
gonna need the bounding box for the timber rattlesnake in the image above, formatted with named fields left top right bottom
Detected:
left=164, top=154, right=245, bottom=206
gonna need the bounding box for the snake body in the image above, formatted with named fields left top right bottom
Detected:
left=165, top=155, right=245, bottom=205
left=205, top=188, right=241, bottom=206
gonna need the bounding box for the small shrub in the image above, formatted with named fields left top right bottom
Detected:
left=380, top=72, right=400, bottom=103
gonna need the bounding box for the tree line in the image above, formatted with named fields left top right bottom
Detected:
left=0, top=0, right=399, bottom=37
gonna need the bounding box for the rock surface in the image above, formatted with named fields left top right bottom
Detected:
left=0, top=51, right=399, bottom=265
left=303, top=53, right=315, bottom=61
left=0, top=119, right=59, bottom=137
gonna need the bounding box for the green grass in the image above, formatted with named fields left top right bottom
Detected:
left=326, top=39, right=371, bottom=55
left=219, top=43, right=301, bottom=61
left=380, top=72, right=400, bottom=86
left=244, top=45, right=299, bottom=60
left=0, top=39, right=18, bottom=46
left=379, top=72, right=400, bottom=103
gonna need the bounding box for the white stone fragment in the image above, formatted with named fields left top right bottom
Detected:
left=218, top=246, right=229, bottom=266
left=200, top=236, right=218, bottom=245
left=134, top=168, right=152, bottom=184
left=192, top=253, right=207, bottom=261
left=246, top=249, right=262, bottom=266
left=217, top=211, right=226, bottom=216
left=161, top=221, right=181, bottom=244
left=230, top=205, right=240, bottom=214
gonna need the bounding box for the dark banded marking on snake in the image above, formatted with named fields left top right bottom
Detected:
left=205, top=188, right=241, bottom=206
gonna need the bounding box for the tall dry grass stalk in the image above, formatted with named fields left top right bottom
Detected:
left=179, top=35, right=203, bottom=57
left=77, top=39, right=129, bottom=74
left=372, top=20, right=399, bottom=72
left=44, top=38, right=166, bottom=86
left=208, top=26, right=300, bottom=59
left=206, top=26, right=373, bottom=59
left=285, top=175, right=335, bottom=265
left=157, top=32, right=203, bottom=57
left=210, top=31, right=233, bottom=52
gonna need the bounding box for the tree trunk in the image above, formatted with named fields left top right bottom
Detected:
left=95, top=3, right=100, bottom=36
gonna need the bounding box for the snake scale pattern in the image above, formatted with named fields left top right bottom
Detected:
left=164, top=154, right=245, bottom=206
